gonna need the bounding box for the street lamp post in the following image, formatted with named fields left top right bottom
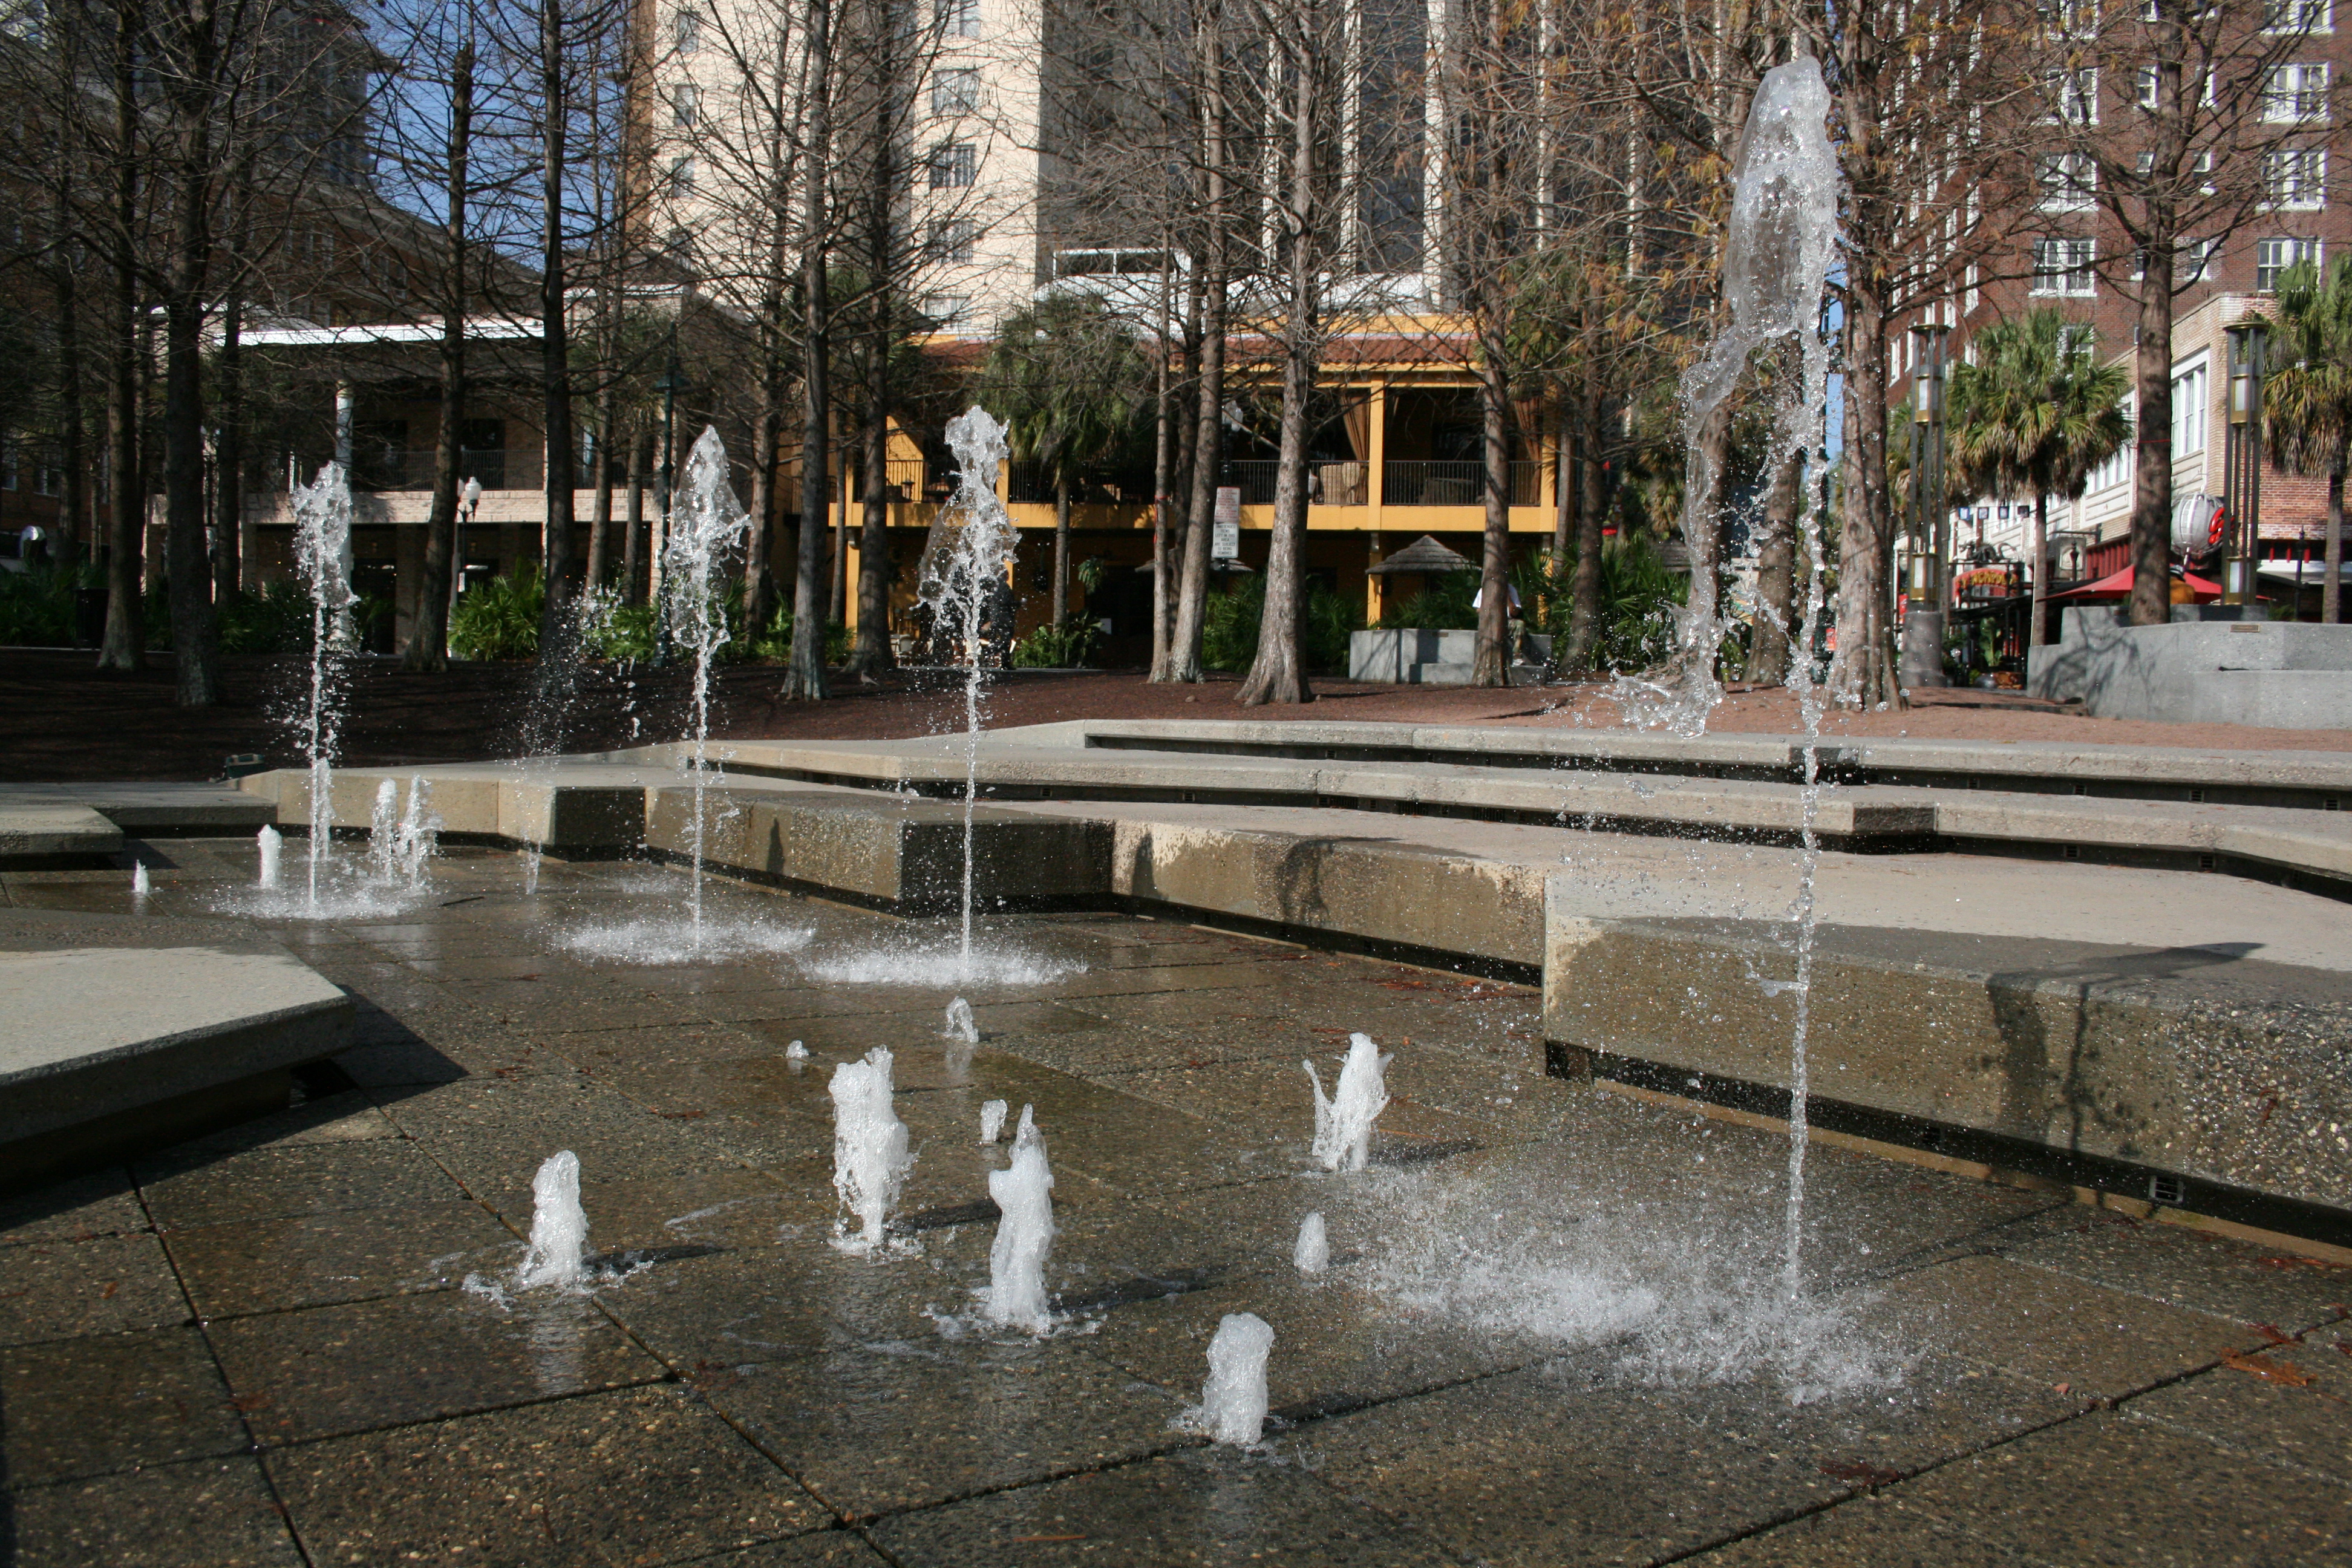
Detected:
left=1901, top=321, right=1952, bottom=687
left=2222, top=316, right=2270, bottom=609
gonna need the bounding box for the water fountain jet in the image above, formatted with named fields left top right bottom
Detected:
left=1293, top=1211, right=1330, bottom=1274
left=1182, top=1313, right=1275, bottom=1446
left=829, top=1047, right=912, bottom=1252
left=517, top=1149, right=590, bottom=1291
left=984, top=1105, right=1055, bottom=1333
left=290, top=462, right=358, bottom=913
left=1307, top=1033, right=1391, bottom=1172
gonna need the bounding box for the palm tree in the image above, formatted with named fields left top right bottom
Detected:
left=1949, top=310, right=2134, bottom=648
left=2265, top=258, right=2352, bottom=625
left=977, top=296, right=1152, bottom=629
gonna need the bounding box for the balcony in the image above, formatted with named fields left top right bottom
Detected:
left=1383, top=460, right=1541, bottom=507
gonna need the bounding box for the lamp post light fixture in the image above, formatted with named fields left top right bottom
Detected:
left=1902, top=321, right=1953, bottom=687
left=2222, top=316, right=2270, bottom=609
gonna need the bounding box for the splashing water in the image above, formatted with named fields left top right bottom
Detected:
left=1306, top=1033, right=1391, bottom=1172
left=944, top=997, right=978, bottom=1044
left=914, top=408, right=1020, bottom=979
left=130, top=861, right=149, bottom=902
left=979, top=1099, right=1008, bottom=1145
left=799, top=941, right=1080, bottom=990
left=663, top=428, right=754, bottom=941
left=1627, top=55, right=1838, bottom=736
left=393, top=776, right=439, bottom=889
left=1179, top=1313, right=1275, bottom=1446
left=368, top=779, right=399, bottom=882
left=256, top=825, right=281, bottom=889
left=1293, top=1211, right=1330, bottom=1274
left=517, top=1150, right=590, bottom=1292
left=291, top=461, right=358, bottom=913
left=829, top=1048, right=912, bottom=1252
left=984, top=1105, right=1056, bottom=1333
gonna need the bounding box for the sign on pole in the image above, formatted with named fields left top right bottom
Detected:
left=1212, top=486, right=1241, bottom=560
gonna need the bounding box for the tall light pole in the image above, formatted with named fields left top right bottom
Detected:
left=2222, top=316, right=2270, bottom=609
left=1901, top=321, right=1952, bottom=687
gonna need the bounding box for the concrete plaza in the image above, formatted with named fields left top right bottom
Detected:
left=0, top=840, right=2346, bottom=1566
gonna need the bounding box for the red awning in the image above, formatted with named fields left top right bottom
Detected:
left=2050, top=566, right=2221, bottom=602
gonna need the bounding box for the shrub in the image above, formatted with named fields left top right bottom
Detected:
left=1202, top=575, right=1365, bottom=675
left=1011, top=618, right=1100, bottom=668
left=449, top=567, right=544, bottom=661
left=216, top=580, right=317, bottom=655
left=0, top=564, right=90, bottom=646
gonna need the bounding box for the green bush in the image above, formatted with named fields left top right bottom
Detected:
left=1011, top=618, right=1100, bottom=668
left=0, top=564, right=91, bottom=646
left=1373, top=568, right=1478, bottom=630
left=1202, top=575, right=1365, bottom=675
left=449, top=567, right=544, bottom=661
left=216, top=580, right=317, bottom=655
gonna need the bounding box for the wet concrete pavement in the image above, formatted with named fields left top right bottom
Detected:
left=2, top=840, right=2348, bottom=1566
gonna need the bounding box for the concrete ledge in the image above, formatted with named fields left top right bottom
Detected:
left=2030, top=615, right=2352, bottom=729
left=0, top=913, right=354, bottom=1183
left=1540, top=895, right=2352, bottom=1223
left=0, top=805, right=123, bottom=861
left=648, top=786, right=1111, bottom=912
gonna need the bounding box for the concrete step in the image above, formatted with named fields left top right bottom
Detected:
left=0, top=910, right=354, bottom=1184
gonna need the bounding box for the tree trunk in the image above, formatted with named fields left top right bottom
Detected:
left=56, top=241, right=86, bottom=572
left=2325, top=456, right=2343, bottom=625
left=1236, top=33, right=1318, bottom=708
left=161, top=0, right=220, bottom=710
left=2030, top=492, right=2052, bottom=650
left=1148, top=251, right=1176, bottom=679
left=587, top=391, right=616, bottom=592
left=2129, top=247, right=2177, bottom=630
left=1153, top=265, right=1203, bottom=682
left=405, top=41, right=469, bottom=673
left=746, top=320, right=782, bottom=636
left=847, top=388, right=894, bottom=678
left=1471, top=330, right=1513, bottom=686
left=1562, top=361, right=1604, bottom=674
left=537, top=0, right=577, bottom=656
left=622, top=426, right=649, bottom=607
left=1550, top=408, right=1572, bottom=590
left=782, top=0, right=832, bottom=701
left=98, top=0, right=143, bottom=672
left=1750, top=449, right=1802, bottom=684
left=1829, top=289, right=1896, bottom=707
left=212, top=283, right=243, bottom=607
left=1169, top=10, right=1225, bottom=684
left=1053, top=476, right=1071, bottom=627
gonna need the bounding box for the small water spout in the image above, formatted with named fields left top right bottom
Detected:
left=829, top=1047, right=912, bottom=1252
left=1293, top=1211, right=1330, bottom=1274
left=913, top=409, right=1020, bottom=979
left=1183, top=1312, right=1275, bottom=1446
left=131, top=861, right=149, bottom=902
left=662, top=428, right=753, bottom=942
left=367, top=779, right=399, bottom=882
left=984, top=1105, right=1056, bottom=1333
left=979, top=1099, right=1008, bottom=1145
left=517, top=1149, right=590, bottom=1291
left=944, top=997, right=978, bottom=1044
left=1307, top=1033, right=1391, bottom=1172
left=290, top=461, right=357, bottom=913
left=256, top=825, right=281, bottom=889
left=394, top=776, right=438, bottom=888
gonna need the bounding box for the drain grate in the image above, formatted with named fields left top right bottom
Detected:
left=2148, top=1174, right=2186, bottom=1206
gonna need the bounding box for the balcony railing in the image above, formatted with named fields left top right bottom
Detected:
left=1224, top=460, right=1371, bottom=507
left=1383, top=460, right=1541, bottom=507
left=350, top=448, right=548, bottom=492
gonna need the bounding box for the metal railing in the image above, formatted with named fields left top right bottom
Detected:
left=849, top=458, right=929, bottom=501
left=350, top=447, right=543, bottom=492
left=1383, top=460, right=1541, bottom=507
left=1223, top=459, right=1371, bottom=506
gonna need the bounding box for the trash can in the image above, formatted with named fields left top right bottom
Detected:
left=74, top=588, right=108, bottom=648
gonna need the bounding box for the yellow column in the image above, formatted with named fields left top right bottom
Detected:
left=1365, top=381, right=1389, bottom=625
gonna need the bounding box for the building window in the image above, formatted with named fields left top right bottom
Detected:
left=929, top=142, right=975, bottom=189
left=665, top=156, right=694, bottom=198
left=932, top=68, right=978, bottom=116
left=2133, top=237, right=2210, bottom=283
left=930, top=218, right=976, bottom=264
left=2172, top=357, right=2209, bottom=456
left=2037, top=152, right=2096, bottom=210
left=2267, top=0, right=2331, bottom=31
left=672, top=83, right=698, bottom=128
left=2090, top=393, right=2135, bottom=492
left=2257, top=235, right=2322, bottom=290
left=1966, top=261, right=1981, bottom=314
left=2265, top=63, right=2330, bottom=121
left=926, top=293, right=970, bottom=325
left=674, top=6, right=701, bottom=53
left=2032, top=237, right=2097, bottom=295
left=2051, top=68, right=2098, bottom=125
left=938, top=0, right=978, bottom=38
left=2265, top=148, right=2327, bottom=207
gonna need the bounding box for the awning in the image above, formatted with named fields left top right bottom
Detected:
left=1367, top=535, right=1476, bottom=575
left=2050, top=566, right=2221, bottom=601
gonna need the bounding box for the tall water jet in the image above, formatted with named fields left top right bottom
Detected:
left=1645, top=55, right=1839, bottom=733
left=394, top=776, right=438, bottom=889
left=368, top=779, right=399, bottom=883
left=984, top=1105, right=1056, bottom=1333
left=829, top=1047, right=912, bottom=1252
left=1293, top=1211, right=1330, bottom=1275
left=979, top=1099, right=1008, bottom=1145
left=256, top=825, right=282, bottom=889
left=1182, top=1312, right=1275, bottom=1446
left=1307, top=1033, right=1391, bottom=1172
left=662, top=428, right=753, bottom=941
left=130, top=860, right=149, bottom=903
left=517, top=1149, right=590, bottom=1291
left=291, top=462, right=358, bottom=912
left=914, top=409, right=1020, bottom=978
